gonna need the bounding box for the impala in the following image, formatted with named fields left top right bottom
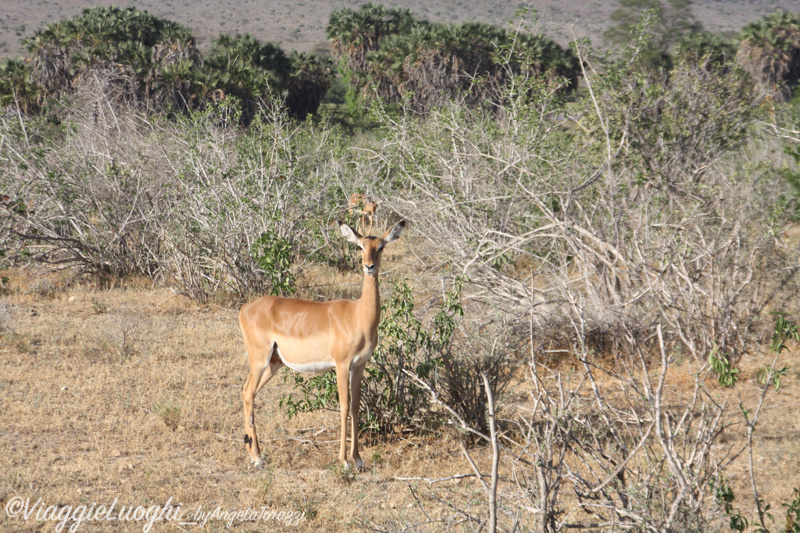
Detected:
left=240, top=219, right=406, bottom=469
left=347, top=192, right=379, bottom=235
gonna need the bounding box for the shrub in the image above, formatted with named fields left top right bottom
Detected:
left=369, top=43, right=797, bottom=364
left=0, top=97, right=344, bottom=300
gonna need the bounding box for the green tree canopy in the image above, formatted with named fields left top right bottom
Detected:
left=327, top=5, right=579, bottom=113
left=24, top=6, right=196, bottom=95
left=604, top=0, right=703, bottom=71
left=735, top=10, right=800, bottom=101
left=2, top=7, right=332, bottom=123
left=201, top=34, right=331, bottom=121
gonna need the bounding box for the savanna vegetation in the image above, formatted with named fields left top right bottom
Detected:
left=2, top=2, right=800, bottom=532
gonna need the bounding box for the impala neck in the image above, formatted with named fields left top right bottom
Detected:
left=359, top=270, right=381, bottom=326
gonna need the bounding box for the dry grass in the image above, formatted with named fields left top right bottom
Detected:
left=0, top=268, right=498, bottom=532
left=1, top=265, right=799, bottom=531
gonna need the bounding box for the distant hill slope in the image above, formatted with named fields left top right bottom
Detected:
left=0, top=0, right=793, bottom=58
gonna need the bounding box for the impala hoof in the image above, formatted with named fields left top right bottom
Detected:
left=342, top=458, right=365, bottom=471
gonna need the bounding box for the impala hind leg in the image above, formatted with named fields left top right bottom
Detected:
left=243, top=345, right=283, bottom=468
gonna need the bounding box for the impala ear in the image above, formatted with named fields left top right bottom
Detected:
left=382, top=220, right=405, bottom=243
left=339, top=221, right=363, bottom=248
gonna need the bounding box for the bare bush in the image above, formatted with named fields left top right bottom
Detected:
left=369, top=51, right=798, bottom=363
left=148, top=100, right=347, bottom=300
left=0, top=102, right=162, bottom=277
left=0, top=87, right=347, bottom=300
left=433, top=322, right=521, bottom=438
left=390, top=309, right=800, bottom=532
left=396, top=324, right=732, bottom=532
left=359, top=49, right=800, bottom=531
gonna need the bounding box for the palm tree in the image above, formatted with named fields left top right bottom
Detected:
left=285, top=52, right=333, bottom=120
left=201, top=34, right=292, bottom=123
left=148, top=38, right=201, bottom=113
left=674, top=32, right=737, bottom=68
left=736, top=10, right=800, bottom=101
left=0, top=59, right=45, bottom=114
left=148, top=60, right=194, bottom=112
left=351, top=17, right=579, bottom=114
left=395, top=23, right=499, bottom=111
left=327, top=4, right=421, bottom=73
left=23, top=6, right=197, bottom=105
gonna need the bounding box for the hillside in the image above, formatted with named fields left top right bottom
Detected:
left=0, top=0, right=793, bottom=58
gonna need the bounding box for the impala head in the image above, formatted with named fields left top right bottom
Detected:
left=362, top=200, right=378, bottom=216
left=347, top=192, right=365, bottom=210
left=339, top=220, right=405, bottom=276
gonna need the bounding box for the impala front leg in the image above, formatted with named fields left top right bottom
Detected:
left=335, top=364, right=351, bottom=468
left=350, top=364, right=366, bottom=471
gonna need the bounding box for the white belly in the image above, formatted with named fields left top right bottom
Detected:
left=273, top=343, right=335, bottom=374
left=283, top=359, right=337, bottom=373
left=272, top=342, right=372, bottom=374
